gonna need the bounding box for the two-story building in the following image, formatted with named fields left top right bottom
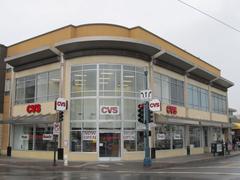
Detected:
left=1, top=24, right=233, bottom=161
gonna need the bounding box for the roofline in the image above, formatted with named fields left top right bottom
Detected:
left=132, top=26, right=221, bottom=72
left=7, top=23, right=130, bottom=48
left=6, top=23, right=220, bottom=73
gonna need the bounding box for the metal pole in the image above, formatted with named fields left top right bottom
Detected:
left=143, top=71, right=152, bottom=167
left=53, top=134, right=57, bottom=166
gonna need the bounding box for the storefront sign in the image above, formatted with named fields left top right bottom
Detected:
left=55, top=98, right=68, bottom=111
left=123, top=131, right=136, bottom=141
left=100, top=106, right=119, bottom=115
left=21, top=134, right=29, bottom=140
left=166, top=105, right=177, bottom=115
left=53, top=122, right=60, bottom=135
left=82, top=131, right=96, bottom=140
left=157, top=133, right=166, bottom=140
left=42, top=134, right=53, bottom=141
left=26, top=104, right=41, bottom=113
left=149, top=99, right=161, bottom=112
left=174, top=133, right=181, bottom=140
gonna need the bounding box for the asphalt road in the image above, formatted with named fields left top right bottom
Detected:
left=1, top=156, right=240, bottom=180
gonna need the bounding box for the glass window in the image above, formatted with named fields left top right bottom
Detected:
left=13, top=124, right=56, bottom=151
left=71, top=65, right=97, bottom=97
left=48, top=70, right=60, bottom=101
left=124, top=99, right=137, bottom=120
left=25, top=75, right=35, bottom=103
left=34, top=124, right=54, bottom=151
left=189, top=126, right=201, bottom=148
left=70, top=99, right=97, bottom=121
left=71, top=131, right=81, bottom=152
left=154, top=73, right=184, bottom=106
left=188, top=84, right=209, bottom=111
left=13, top=125, right=33, bottom=150
left=155, top=124, right=171, bottom=150
left=15, top=70, right=60, bottom=104
left=137, top=131, right=144, bottom=151
left=99, top=65, right=121, bottom=96
left=82, top=131, right=96, bottom=152
left=172, top=125, right=184, bottom=149
left=36, top=73, right=48, bottom=102
left=124, top=131, right=136, bottom=151
left=211, top=92, right=227, bottom=114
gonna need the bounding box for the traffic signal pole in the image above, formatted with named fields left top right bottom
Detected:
left=143, top=71, right=152, bottom=167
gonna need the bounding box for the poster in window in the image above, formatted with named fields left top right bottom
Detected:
left=43, top=134, right=53, bottom=141
left=21, top=134, right=29, bottom=141
left=157, top=133, right=165, bottom=140
left=123, top=131, right=135, bottom=141
left=174, top=133, right=181, bottom=140
left=82, top=131, right=96, bottom=140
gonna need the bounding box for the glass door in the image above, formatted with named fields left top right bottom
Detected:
left=99, top=132, right=121, bottom=160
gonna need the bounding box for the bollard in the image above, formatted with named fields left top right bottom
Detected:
left=64, top=154, right=68, bottom=166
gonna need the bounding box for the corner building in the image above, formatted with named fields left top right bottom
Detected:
left=2, top=24, right=233, bottom=161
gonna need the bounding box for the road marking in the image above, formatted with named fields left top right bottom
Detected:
left=165, top=166, right=240, bottom=169
left=115, top=171, right=240, bottom=176
left=97, top=164, right=109, bottom=168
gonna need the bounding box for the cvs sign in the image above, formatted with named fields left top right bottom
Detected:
left=26, top=104, right=41, bottom=113
left=149, top=99, right=161, bottom=112
left=55, top=98, right=68, bottom=111
left=100, top=106, right=119, bottom=115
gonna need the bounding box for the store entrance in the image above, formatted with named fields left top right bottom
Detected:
left=99, top=132, right=121, bottom=160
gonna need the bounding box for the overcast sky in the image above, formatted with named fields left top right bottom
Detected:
left=1, top=0, right=240, bottom=112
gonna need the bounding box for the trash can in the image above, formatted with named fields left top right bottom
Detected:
left=7, top=146, right=11, bottom=157
left=151, top=148, right=156, bottom=159
left=187, top=146, right=190, bottom=155
left=58, top=148, right=64, bottom=160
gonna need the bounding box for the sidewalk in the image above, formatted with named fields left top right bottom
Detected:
left=1, top=151, right=240, bottom=172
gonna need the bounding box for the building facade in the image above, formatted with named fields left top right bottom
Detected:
left=1, top=24, right=233, bottom=161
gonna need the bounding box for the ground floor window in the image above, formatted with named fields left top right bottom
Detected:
left=70, top=130, right=96, bottom=152
left=13, top=124, right=55, bottom=151
left=123, top=131, right=144, bottom=151
left=189, top=126, right=202, bottom=148
left=155, top=124, right=184, bottom=150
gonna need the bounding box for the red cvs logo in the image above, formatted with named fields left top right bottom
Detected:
left=100, top=106, right=119, bottom=115
left=166, top=105, right=177, bottom=115
left=27, top=104, right=41, bottom=113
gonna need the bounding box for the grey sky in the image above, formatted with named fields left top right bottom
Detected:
left=1, top=0, right=240, bottom=111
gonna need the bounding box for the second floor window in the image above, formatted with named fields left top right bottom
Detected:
left=15, top=70, right=60, bottom=104
left=188, top=84, right=209, bottom=111
left=154, top=73, right=184, bottom=106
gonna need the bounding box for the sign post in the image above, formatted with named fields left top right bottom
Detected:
left=53, top=122, right=60, bottom=166
left=143, top=71, right=152, bottom=167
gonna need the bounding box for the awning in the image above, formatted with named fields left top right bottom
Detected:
left=232, top=123, right=240, bottom=130
left=0, top=114, right=57, bottom=125
left=55, top=36, right=161, bottom=58
left=5, top=46, right=59, bottom=72
left=200, top=121, right=231, bottom=128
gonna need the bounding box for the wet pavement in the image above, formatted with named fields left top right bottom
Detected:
left=1, top=152, right=240, bottom=179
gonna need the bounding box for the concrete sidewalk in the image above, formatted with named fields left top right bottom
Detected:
left=1, top=151, right=240, bottom=172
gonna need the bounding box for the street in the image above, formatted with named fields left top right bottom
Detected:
left=1, top=155, right=240, bottom=179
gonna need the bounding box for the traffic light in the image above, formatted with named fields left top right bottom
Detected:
left=137, top=104, right=144, bottom=124
left=148, top=109, right=154, bottom=123
left=59, top=111, right=64, bottom=122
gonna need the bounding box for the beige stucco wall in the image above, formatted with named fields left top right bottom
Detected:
left=190, top=147, right=204, bottom=155
left=188, top=109, right=210, bottom=121
left=212, top=113, right=228, bottom=123
left=122, top=151, right=144, bottom=161
left=11, top=150, right=54, bottom=160
left=156, top=149, right=186, bottom=158
left=68, top=152, right=98, bottom=161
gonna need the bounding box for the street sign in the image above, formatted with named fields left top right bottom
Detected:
left=55, top=98, right=68, bottom=111
left=53, top=122, right=60, bottom=135
left=149, top=99, right=161, bottom=112
left=140, top=90, right=152, bottom=99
